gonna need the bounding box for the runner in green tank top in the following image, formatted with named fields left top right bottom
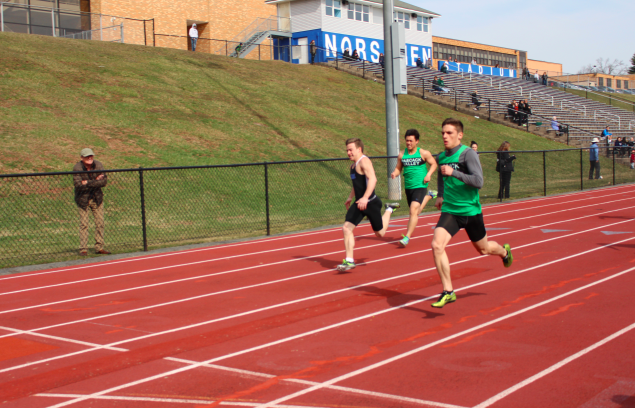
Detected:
left=430, top=118, right=513, bottom=308
left=390, top=129, right=437, bottom=247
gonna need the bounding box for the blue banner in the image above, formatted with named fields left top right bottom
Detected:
left=438, top=61, right=517, bottom=78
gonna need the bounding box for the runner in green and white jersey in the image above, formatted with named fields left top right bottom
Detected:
left=431, top=118, right=513, bottom=308
left=390, top=129, right=437, bottom=247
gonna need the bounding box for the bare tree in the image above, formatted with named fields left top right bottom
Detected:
left=577, top=58, right=627, bottom=75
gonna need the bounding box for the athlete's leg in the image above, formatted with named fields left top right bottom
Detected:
left=418, top=195, right=432, bottom=215
left=405, top=202, right=421, bottom=238
left=431, top=227, right=454, bottom=291
left=471, top=234, right=507, bottom=257
left=343, top=221, right=356, bottom=259
left=374, top=209, right=392, bottom=237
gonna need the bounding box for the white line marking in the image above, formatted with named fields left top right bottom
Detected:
left=164, top=357, right=467, bottom=408
left=253, top=266, right=635, bottom=408
left=1, top=218, right=632, bottom=375
left=3, top=185, right=630, bottom=283
left=41, top=239, right=635, bottom=408
left=0, top=325, right=126, bottom=351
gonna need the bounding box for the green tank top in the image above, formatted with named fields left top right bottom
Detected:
left=401, top=147, right=428, bottom=189
left=438, top=145, right=481, bottom=216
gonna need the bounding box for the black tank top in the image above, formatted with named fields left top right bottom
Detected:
left=350, top=156, right=376, bottom=201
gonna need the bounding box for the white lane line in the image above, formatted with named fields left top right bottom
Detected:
left=3, top=217, right=631, bottom=375
left=472, top=322, right=635, bottom=408
left=0, top=325, right=126, bottom=352
left=2, top=207, right=632, bottom=341
left=35, top=394, right=331, bottom=408
left=40, top=239, right=635, bottom=408
left=253, top=266, right=635, bottom=408
left=2, top=195, right=632, bottom=311
left=165, top=357, right=467, bottom=408
left=3, top=185, right=630, bottom=283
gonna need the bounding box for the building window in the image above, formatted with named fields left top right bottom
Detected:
left=325, top=0, right=341, bottom=18
left=416, top=16, right=428, bottom=32
left=456, top=47, right=471, bottom=63
left=394, top=11, right=410, bottom=29
left=598, top=77, right=604, bottom=87
left=616, top=79, right=621, bottom=89
left=607, top=78, right=612, bottom=88
left=625, top=81, right=629, bottom=89
left=347, top=3, right=369, bottom=22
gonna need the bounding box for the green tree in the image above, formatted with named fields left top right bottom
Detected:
left=629, top=53, right=635, bottom=74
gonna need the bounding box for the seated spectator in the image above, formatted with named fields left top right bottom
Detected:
left=343, top=48, right=351, bottom=60
left=551, top=116, right=559, bottom=132
left=518, top=100, right=528, bottom=126
left=440, top=62, right=449, bottom=73
left=615, top=137, right=623, bottom=157
left=631, top=148, right=635, bottom=170
left=494, top=63, right=500, bottom=68
left=416, top=58, right=424, bottom=69
left=351, top=49, right=360, bottom=60
left=522, top=67, right=529, bottom=80
left=379, top=52, right=385, bottom=79
left=533, top=71, right=540, bottom=83
left=514, top=101, right=522, bottom=125
left=627, top=137, right=635, bottom=157
left=508, top=100, right=517, bottom=121
left=542, top=72, right=548, bottom=86
left=471, top=90, right=482, bottom=111
left=601, top=125, right=612, bottom=139
left=425, top=58, right=432, bottom=69
left=471, top=58, right=477, bottom=65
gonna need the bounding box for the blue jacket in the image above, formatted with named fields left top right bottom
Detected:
left=589, top=143, right=599, bottom=161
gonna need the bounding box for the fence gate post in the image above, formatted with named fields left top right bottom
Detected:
left=138, top=167, right=148, bottom=251
left=120, top=23, right=124, bottom=43
left=264, top=162, right=271, bottom=236
left=51, top=7, right=55, bottom=36
left=152, top=18, right=155, bottom=46
left=543, top=151, right=547, bottom=196
left=613, top=150, right=616, bottom=185
left=579, top=149, right=583, bottom=191
left=1, top=3, right=4, bottom=32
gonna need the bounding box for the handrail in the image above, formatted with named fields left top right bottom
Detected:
left=593, top=110, right=621, bottom=129
left=216, top=15, right=291, bottom=55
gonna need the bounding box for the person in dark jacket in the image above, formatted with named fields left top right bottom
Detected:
left=416, top=58, right=424, bottom=68
left=73, top=148, right=110, bottom=255
left=351, top=49, right=360, bottom=60
left=310, top=40, right=317, bottom=64
left=542, top=72, right=548, bottom=86
left=378, top=53, right=385, bottom=79
left=471, top=90, right=482, bottom=111
left=343, top=48, right=352, bottom=60
left=589, top=138, right=602, bottom=180
left=496, top=141, right=516, bottom=199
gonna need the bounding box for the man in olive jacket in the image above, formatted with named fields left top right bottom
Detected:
left=73, top=148, right=110, bottom=255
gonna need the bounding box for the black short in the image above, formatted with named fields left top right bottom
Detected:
left=345, top=197, right=384, bottom=231
left=435, top=212, right=487, bottom=242
left=405, top=188, right=427, bottom=207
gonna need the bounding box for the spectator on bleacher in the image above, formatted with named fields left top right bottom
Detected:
left=351, top=49, right=360, bottom=61
left=73, top=148, right=110, bottom=256
left=440, top=62, right=449, bottom=74
left=615, top=137, right=625, bottom=158
left=508, top=100, right=517, bottom=123
left=471, top=58, right=477, bottom=65
left=533, top=71, right=540, bottom=83
left=310, top=40, right=317, bottom=64
left=471, top=90, right=482, bottom=111
left=433, top=76, right=447, bottom=95
left=343, top=48, right=351, bottom=61
left=522, top=67, right=528, bottom=80
left=496, top=141, right=516, bottom=199
left=519, top=100, right=529, bottom=126
left=494, top=63, right=500, bottom=68
left=627, top=137, right=635, bottom=157
left=542, top=72, right=548, bottom=86
left=379, top=53, right=385, bottom=78
left=630, top=148, right=635, bottom=169
left=589, top=138, right=602, bottom=180
left=513, top=101, right=521, bottom=125
left=416, top=58, right=424, bottom=69
left=551, top=116, right=559, bottom=132
left=470, top=141, right=478, bottom=152
left=189, top=24, right=198, bottom=52
left=601, top=125, right=612, bottom=139
left=425, top=58, right=432, bottom=69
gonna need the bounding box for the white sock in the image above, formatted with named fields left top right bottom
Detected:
left=345, top=257, right=354, bottom=263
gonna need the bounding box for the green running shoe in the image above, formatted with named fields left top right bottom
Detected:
left=428, top=189, right=438, bottom=199
left=432, top=291, right=456, bottom=308
left=336, top=259, right=356, bottom=272
left=399, top=235, right=410, bottom=247
left=503, top=243, right=513, bottom=268
left=386, top=202, right=400, bottom=212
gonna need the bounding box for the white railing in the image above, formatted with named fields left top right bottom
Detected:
left=594, top=111, right=621, bottom=129
left=560, top=100, right=587, bottom=117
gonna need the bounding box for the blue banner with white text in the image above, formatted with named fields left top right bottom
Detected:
left=438, top=61, right=517, bottom=78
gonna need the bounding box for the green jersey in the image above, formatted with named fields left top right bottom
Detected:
left=438, top=145, right=481, bottom=216
left=401, top=147, right=428, bottom=189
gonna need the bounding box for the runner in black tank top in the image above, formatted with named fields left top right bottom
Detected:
left=337, top=138, right=400, bottom=272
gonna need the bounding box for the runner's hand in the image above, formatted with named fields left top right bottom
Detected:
left=356, top=197, right=369, bottom=211
left=435, top=197, right=443, bottom=211
left=345, top=198, right=352, bottom=210
left=424, top=174, right=431, bottom=184
left=440, top=165, right=453, bottom=177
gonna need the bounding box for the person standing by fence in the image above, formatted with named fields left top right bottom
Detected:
left=310, top=40, right=317, bottom=64
left=73, top=148, right=110, bottom=256
left=189, top=24, right=198, bottom=52
left=496, top=141, right=515, bottom=199
left=589, top=138, right=602, bottom=180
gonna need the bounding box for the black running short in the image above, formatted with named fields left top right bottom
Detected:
left=345, top=197, right=384, bottom=232
left=435, top=212, right=487, bottom=242
left=405, top=188, right=427, bottom=207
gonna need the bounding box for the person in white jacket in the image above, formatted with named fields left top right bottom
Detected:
left=189, top=24, right=198, bottom=52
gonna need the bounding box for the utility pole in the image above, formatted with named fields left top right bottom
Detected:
left=383, top=0, right=400, bottom=200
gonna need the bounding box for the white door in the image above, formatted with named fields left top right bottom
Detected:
left=296, top=37, right=308, bottom=64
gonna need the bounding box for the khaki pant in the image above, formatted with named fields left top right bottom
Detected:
left=78, top=200, right=105, bottom=251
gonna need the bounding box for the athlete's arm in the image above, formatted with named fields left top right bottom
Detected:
left=435, top=155, right=444, bottom=210
left=421, top=150, right=437, bottom=184
left=390, top=151, right=404, bottom=179
left=450, top=148, right=484, bottom=189
left=356, top=157, right=377, bottom=211
left=345, top=188, right=355, bottom=210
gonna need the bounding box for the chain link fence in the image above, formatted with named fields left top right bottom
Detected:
left=1, top=148, right=633, bottom=269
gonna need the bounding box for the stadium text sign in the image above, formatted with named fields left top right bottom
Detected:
left=438, top=61, right=517, bottom=77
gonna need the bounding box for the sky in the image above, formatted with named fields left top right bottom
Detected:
left=408, top=0, right=634, bottom=74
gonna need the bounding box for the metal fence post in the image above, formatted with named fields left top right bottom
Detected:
left=100, top=14, right=102, bottom=41
left=580, top=149, right=583, bottom=191
left=454, top=89, right=457, bottom=111
left=613, top=149, right=616, bottom=185
left=488, top=99, right=491, bottom=121
left=120, top=23, right=124, bottom=43
left=422, top=78, right=425, bottom=100
left=152, top=18, right=155, bottom=46
left=138, top=167, right=148, bottom=252
left=543, top=151, right=547, bottom=196
left=566, top=126, right=569, bottom=146
left=499, top=157, right=503, bottom=203
left=264, top=162, right=271, bottom=236
left=51, top=7, right=55, bottom=37
left=225, top=40, right=227, bottom=56
left=143, top=19, right=146, bottom=46
left=362, top=59, right=365, bottom=79
left=1, top=3, right=4, bottom=33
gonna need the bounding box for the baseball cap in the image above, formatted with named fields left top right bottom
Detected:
left=80, top=148, right=95, bottom=157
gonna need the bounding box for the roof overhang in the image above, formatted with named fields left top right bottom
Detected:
left=264, top=0, right=441, bottom=18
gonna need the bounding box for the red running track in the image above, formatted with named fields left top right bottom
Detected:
left=1, top=185, right=635, bottom=408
